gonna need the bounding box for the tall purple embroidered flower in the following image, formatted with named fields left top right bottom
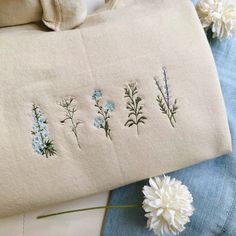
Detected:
left=154, top=67, right=178, bottom=127
left=163, top=67, right=171, bottom=108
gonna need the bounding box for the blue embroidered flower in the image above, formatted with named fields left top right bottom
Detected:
left=31, top=104, right=56, bottom=158
left=104, top=102, right=115, bottom=112
left=94, top=117, right=105, bottom=128
left=92, top=89, right=102, bottom=101
left=32, top=143, right=43, bottom=155
left=91, top=89, right=115, bottom=140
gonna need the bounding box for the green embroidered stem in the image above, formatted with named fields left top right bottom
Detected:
left=59, top=97, right=82, bottom=148
left=37, top=204, right=142, bottom=219
left=95, top=99, right=112, bottom=140
left=124, top=82, right=147, bottom=134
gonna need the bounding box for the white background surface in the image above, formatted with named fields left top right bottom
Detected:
left=0, top=1, right=110, bottom=236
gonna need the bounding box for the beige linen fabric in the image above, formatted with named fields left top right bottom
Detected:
left=0, top=0, right=42, bottom=27
left=0, top=0, right=231, bottom=217
left=41, top=0, right=87, bottom=31
left=0, top=0, right=87, bottom=31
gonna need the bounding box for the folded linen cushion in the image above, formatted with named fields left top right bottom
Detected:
left=0, top=0, right=42, bottom=27
left=0, top=0, right=231, bottom=217
left=0, top=0, right=87, bottom=31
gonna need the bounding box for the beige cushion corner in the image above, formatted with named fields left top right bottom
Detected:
left=0, top=0, right=42, bottom=27
left=41, top=0, right=87, bottom=31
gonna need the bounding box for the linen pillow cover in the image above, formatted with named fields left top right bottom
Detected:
left=0, top=0, right=87, bottom=31
left=0, top=0, right=42, bottom=27
left=0, top=0, right=231, bottom=217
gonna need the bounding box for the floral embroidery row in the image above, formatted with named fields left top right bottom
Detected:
left=31, top=67, right=178, bottom=158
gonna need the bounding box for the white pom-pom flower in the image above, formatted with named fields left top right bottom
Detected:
left=142, top=176, right=194, bottom=236
left=196, top=0, right=236, bottom=41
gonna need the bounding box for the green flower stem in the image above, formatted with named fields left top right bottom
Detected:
left=155, top=81, right=175, bottom=127
left=37, top=204, right=142, bottom=219
left=66, top=108, right=81, bottom=148
left=128, top=90, right=139, bottom=134
left=96, top=100, right=111, bottom=140
left=155, top=81, right=170, bottom=112
left=168, top=115, right=175, bottom=128
left=124, top=83, right=146, bottom=134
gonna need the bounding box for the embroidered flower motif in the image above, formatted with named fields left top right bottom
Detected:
left=124, top=82, right=147, bottom=135
left=31, top=104, right=56, bottom=158
left=154, top=67, right=178, bottom=128
left=104, top=101, right=115, bottom=112
left=92, top=89, right=102, bottom=101
left=94, top=116, right=105, bottom=128
left=59, top=96, right=83, bottom=148
left=92, top=89, right=115, bottom=140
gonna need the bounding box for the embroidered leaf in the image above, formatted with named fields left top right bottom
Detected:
left=31, top=104, right=56, bottom=158
left=154, top=67, right=178, bottom=128
left=125, top=119, right=136, bottom=127
left=124, top=82, right=147, bottom=135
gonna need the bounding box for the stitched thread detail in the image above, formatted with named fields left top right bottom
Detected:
left=92, top=89, right=115, bottom=140
left=154, top=67, right=178, bottom=128
left=31, top=104, right=56, bottom=158
left=124, top=82, right=147, bottom=135
left=59, top=96, right=83, bottom=149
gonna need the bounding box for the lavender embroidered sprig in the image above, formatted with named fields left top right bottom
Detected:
left=59, top=96, right=82, bottom=148
left=31, top=104, right=56, bottom=158
left=92, top=89, right=115, bottom=140
left=124, top=82, right=147, bottom=135
left=154, top=67, right=178, bottom=127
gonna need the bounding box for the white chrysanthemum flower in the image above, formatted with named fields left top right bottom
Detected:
left=142, top=176, right=194, bottom=236
left=196, top=0, right=236, bottom=40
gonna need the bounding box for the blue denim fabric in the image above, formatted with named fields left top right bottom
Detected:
left=102, top=34, right=236, bottom=236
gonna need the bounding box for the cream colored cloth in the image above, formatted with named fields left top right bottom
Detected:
left=0, top=0, right=231, bottom=217
left=41, top=0, right=87, bottom=31
left=0, top=0, right=42, bottom=27
left=0, top=0, right=87, bottom=30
